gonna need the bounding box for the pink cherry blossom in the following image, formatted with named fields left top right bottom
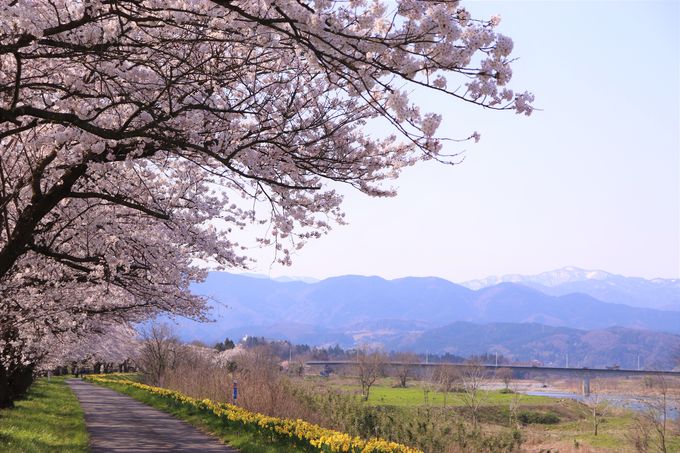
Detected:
left=0, top=0, right=533, bottom=397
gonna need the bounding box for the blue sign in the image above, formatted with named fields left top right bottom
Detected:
left=232, top=381, right=238, bottom=402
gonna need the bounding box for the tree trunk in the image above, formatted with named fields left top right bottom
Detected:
left=0, top=324, right=36, bottom=407
left=0, top=358, right=35, bottom=408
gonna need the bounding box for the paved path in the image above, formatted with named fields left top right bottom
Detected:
left=68, top=379, right=239, bottom=452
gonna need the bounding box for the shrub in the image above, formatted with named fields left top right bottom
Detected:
left=517, top=411, right=560, bottom=425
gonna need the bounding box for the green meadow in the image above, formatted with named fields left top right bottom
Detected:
left=345, top=384, right=557, bottom=407
left=0, top=377, right=89, bottom=453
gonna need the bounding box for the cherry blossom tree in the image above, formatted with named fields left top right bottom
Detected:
left=41, top=322, right=139, bottom=373
left=0, top=0, right=533, bottom=405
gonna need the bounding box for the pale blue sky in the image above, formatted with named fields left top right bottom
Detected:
left=244, top=1, right=680, bottom=282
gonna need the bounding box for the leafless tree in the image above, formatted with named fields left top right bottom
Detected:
left=355, top=349, right=386, bottom=401
left=495, top=367, right=514, bottom=391
left=234, top=345, right=286, bottom=412
left=458, top=360, right=489, bottom=428
left=633, top=375, right=677, bottom=453
left=288, top=358, right=306, bottom=378
left=136, top=323, right=182, bottom=387
left=627, top=415, right=653, bottom=453
left=508, top=382, right=523, bottom=428
left=393, top=352, right=419, bottom=388
left=433, top=364, right=462, bottom=407
left=582, top=393, right=609, bottom=437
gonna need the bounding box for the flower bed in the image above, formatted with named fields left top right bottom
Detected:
left=85, top=376, right=421, bottom=453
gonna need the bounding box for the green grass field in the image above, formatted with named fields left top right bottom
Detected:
left=353, top=384, right=557, bottom=407
left=0, top=376, right=89, bottom=453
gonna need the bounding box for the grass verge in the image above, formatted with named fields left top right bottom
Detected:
left=0, top=376, right=89, bottom=453
left=91, top=379, right=305, bottom=453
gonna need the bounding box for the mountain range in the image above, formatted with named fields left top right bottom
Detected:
left=164, top=268, right=680, bottom=369
left=463, top=267, right=680, bottom=311
left=391, top=322, right=680, bottom=370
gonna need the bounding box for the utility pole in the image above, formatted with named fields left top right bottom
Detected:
left=495, top=352, right=498, bottom=367
left=566, top=353, right=569, bottom=368
left=637, top=355, right=640, bottom=371
left=426, top=350, right=429, bottom=365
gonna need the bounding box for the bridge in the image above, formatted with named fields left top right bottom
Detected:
left=305, top=361, right=680, bottom=396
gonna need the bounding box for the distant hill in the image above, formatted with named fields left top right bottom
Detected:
left=214, top=322, right=354, bottom=348
left=177, top=319, right=680, bottom=370
left=184, top=272, right=680, bottom=337
left=188, top=273, right=475, bottom=336
left=390, top=322, right=680, bottom=369
left=158, top=272, right=680, bottom=368
left=463, top=267, right=680, bottom=311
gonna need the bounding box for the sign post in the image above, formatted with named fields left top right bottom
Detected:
left=232, top=380, right=238, bottom=404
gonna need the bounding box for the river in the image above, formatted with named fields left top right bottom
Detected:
left=525, top=391, right=679, bottom=420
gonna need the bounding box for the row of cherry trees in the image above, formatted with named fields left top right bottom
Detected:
left=0, top=0, right=532, bottom=406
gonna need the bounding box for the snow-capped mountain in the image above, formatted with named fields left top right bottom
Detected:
left=463, top=267, right=680, bottom=311
left=462, top=266, right=614, bottom=289
left=238, top=272, right=319, bottom=284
